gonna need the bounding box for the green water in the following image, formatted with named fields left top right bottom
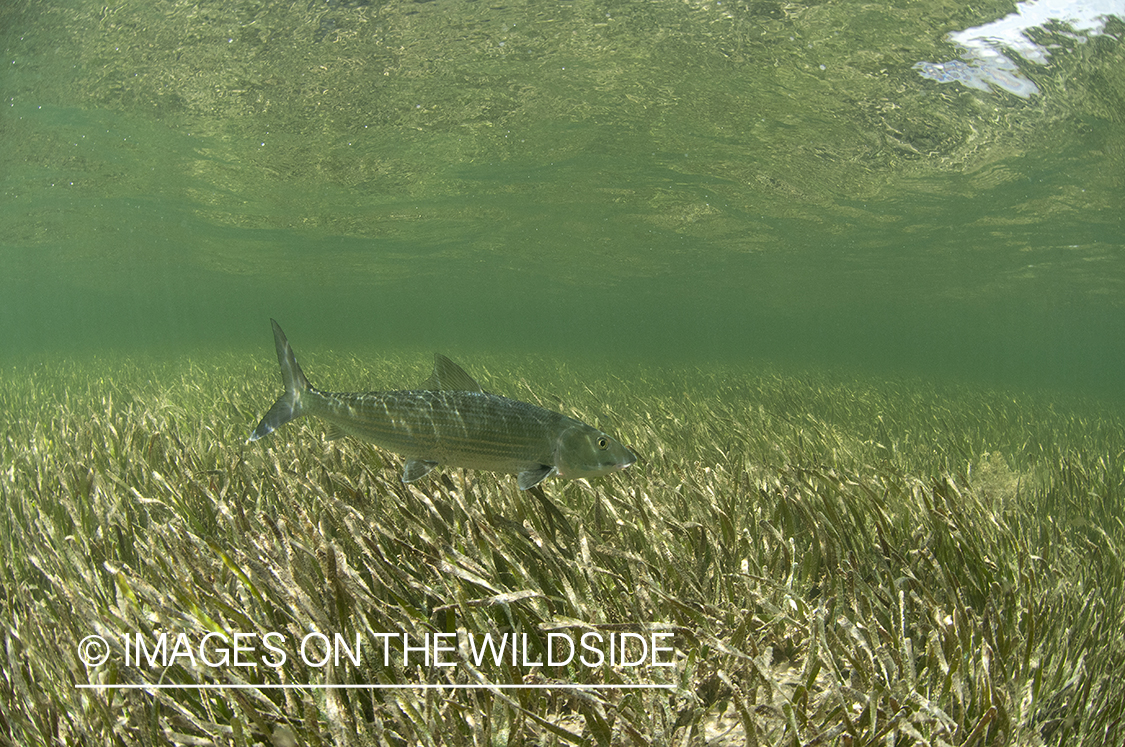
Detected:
left=2, top=0, right=1123, bottom=394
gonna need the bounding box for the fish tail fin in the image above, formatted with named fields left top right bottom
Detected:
left=248, top=319, right=312, bottom=442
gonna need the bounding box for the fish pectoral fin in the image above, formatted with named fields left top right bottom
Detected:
left=517, top=465, right=556, bottom=491
left=402, top=459, right=439, bottom=483
left=324, top=423, right=348, bottom=441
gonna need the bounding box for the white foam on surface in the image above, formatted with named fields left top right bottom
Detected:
left=915, top=0, right=1124, bottom=97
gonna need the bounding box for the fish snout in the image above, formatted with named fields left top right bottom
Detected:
left=616, top=446, right=639, bottom=470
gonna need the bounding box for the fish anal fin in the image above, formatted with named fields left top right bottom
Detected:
left=402, top=459, right=439, bottom=483
left=325, top=423, right=348, bottom=441
left=422, top=354, right=484, bottom=392
left=517, top=465, right=555, bottom=490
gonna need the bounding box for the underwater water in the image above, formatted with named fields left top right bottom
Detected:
left=1, top=0, right=1123, bottom=396
left=3, top=1, right=1125, bottom=745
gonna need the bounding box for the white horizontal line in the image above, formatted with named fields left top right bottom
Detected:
left=77, top=683, right=675, bottom=691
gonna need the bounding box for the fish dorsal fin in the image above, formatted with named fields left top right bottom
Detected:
left=422, top=354, right=483, bottom=392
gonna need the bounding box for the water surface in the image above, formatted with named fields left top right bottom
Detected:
left=2, top=0, right=1122, bottom=396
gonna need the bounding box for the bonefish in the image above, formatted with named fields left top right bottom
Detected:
left=249, top=319, right=637, bottom=489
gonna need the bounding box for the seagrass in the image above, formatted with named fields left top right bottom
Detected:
left=1, top=350, right=1122, bottom=745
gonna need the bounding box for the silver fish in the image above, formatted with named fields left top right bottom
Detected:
left=249, top=319, right=637, bottom=490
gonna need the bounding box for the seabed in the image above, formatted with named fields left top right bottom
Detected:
left=2, top=351, right=1123, bottom=745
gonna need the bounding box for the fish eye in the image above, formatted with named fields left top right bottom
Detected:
left=597, top=437, right=609, bottom=450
